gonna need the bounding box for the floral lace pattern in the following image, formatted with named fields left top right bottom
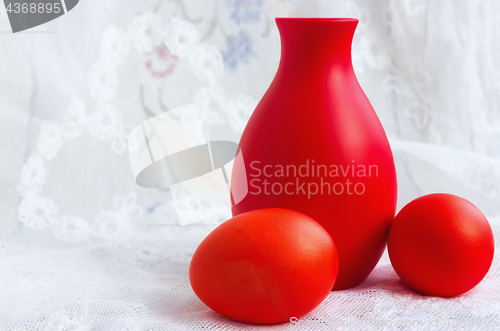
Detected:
left=5, top=0, right=500, bottom=329
left=17, top=139, right=142, bottom=243
left=16, top=6, right=262, bottom=242
left=16, top=93, right=141, bottom=242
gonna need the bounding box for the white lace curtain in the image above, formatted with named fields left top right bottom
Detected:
left=1, top=0, right=499, bottom=330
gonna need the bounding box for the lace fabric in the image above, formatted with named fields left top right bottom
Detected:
left=1, top=0, right=499, bottom=329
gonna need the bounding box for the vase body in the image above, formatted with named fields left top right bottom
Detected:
left=231, top=18, right=397, bottom=290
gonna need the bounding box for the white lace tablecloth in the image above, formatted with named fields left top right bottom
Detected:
left=1, top=0, right=500, bottom=330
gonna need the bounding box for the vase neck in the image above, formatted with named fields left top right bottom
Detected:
left=276, top=18, right=358, bottom=75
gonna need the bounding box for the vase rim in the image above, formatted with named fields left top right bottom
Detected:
left=275, top=17, right=358, bottom=23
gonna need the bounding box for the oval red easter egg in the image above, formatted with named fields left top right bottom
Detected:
left=388, top=193, right=494, bottom=297
left=189, top=208, right=338, bottom=324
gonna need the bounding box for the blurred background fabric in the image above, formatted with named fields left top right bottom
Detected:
left=1, top=0, right=499, bottom=329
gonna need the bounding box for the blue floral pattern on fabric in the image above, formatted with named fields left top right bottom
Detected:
left=227, top=0, right=266, bottom=25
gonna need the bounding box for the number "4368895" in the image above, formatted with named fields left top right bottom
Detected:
left=6, top=2, right=61, bottom=14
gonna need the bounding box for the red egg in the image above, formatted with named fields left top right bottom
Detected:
left=189, top=208, right=338, bottom=324
left=388, top=193, right=494, bottom=297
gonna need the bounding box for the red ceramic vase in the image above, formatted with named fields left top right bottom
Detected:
left=231, top=18, right=397, bottom=290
